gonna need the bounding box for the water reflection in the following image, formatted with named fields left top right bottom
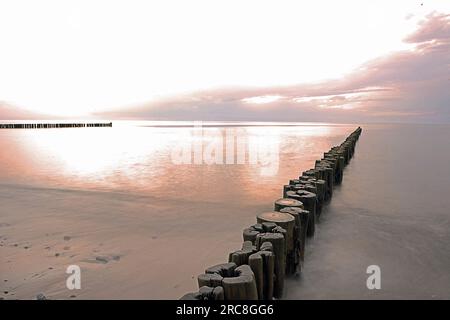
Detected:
left=0, top=121, right=354, bottom=203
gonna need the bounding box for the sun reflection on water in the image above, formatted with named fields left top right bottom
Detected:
left=0, top=121, right=353, bottom=202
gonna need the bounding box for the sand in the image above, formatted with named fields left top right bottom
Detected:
left=0, top=182, right=262, bottom=299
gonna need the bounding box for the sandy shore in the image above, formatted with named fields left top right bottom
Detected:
left=0, top=124, right=355, bottom=299
left=0, top=183, right=265, bottom=299
left=2, top=124, right=448, bottom=300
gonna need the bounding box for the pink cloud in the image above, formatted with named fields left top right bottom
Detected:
left=0, top=101, right=52, bottom=120
left=404, top=13, right=450, bottom=43
left=98, top=12, right=449, bottom=123
left=3, top=13, right=448, bottom=123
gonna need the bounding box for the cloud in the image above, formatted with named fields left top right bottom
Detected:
left=0, top=101, right=52, bottom=120
left=3, top=12, right=448, bottom=123
left=404, top=13, right=450, bottom=43
left=102, top=12, right=448, bottom=123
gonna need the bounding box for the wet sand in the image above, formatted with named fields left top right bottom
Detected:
left=0, top=183, right=259, bottom=299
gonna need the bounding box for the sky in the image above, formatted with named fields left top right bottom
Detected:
left=0, top=0, right=449, bottom=122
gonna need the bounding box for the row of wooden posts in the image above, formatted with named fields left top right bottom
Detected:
left=0, top=122, right=112, bottom=129
left=181, top=127, right=362, bottom=300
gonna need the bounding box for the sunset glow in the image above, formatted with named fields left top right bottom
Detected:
left=1, top=2, right=450, bottom=303
left=0, top=1, right=449, bottom=122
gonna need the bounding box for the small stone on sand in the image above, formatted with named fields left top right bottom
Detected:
left=36, top=293, right=47, bottom=300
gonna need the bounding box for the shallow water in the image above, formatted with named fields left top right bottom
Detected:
left=0, top=121, right=353, bottom=203
left=286, top=123, right=450, bottom=299
left=0, top=122, right=449, bottom=299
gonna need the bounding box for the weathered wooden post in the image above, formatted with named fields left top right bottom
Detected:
left=274, top=206, right=301, bottom=274
left=243, top=222, right=278, bottom=244
left=256, top=213, right=293, bottom=247
left=295, top=190, right=317, bottom=237
left=285, top=190, right=303, bottom=201
left=198, top=262, right=258, bottom=300
left=316, top=163, right=333, bottom=200
left=274, top=198, right=303, bottom=211
left=248, top=242, right=275, bottom=300
left=222, top=265, right=258, bottom=300
left=303, top=178, right=325, bottom=217
left=279, top=206, right=309, bottom=265
left=229, top=241, right=257, bottom=266
left=255, top=232, right=286, bottom=298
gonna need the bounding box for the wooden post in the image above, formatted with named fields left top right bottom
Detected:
left=198, top=262, right=258, bottom=300
left=255, top=232, right=285, bottom=298
left=257, top=211, right=295, bottom=257
left=296, top=190, right=317, bottom=238
left=229, top=241, right=257, bottom=266
left=248, top=246, right=275, bottom=300
left=285, top=190, right=303, bottom=201
left=222, top=265, right=258, bottom=300
left=274, top=198, right=303, bottom=211
left=279, top=207, right=309, bottom=264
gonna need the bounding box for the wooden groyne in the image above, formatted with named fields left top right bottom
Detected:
left=181, top=126, right=362, bottom=300
left=0, top=122, right=112, bottom=129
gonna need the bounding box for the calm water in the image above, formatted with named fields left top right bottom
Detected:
left=0, top=121, right=354, bottom=204
left=1, top=121, right=449, bottom=299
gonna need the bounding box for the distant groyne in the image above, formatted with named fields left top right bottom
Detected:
left=181, top=127, right=362, bottom=300
left=0, top=122, right=112, bottom=129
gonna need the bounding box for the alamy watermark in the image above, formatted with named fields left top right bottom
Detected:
left=170, top=122, right=279, bottom=175
left=66, top=265, right=81, bottom=290
left=366, top=265, right=381, bottom=290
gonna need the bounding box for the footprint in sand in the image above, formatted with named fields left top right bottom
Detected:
left=87, top=254, right=122, bottom=264
left=64, top=236, right=71, bottom=241
left=95, top=256, right=109, bottom=264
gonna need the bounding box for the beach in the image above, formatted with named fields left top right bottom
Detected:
left=1, top=122, right=449, bottom=299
